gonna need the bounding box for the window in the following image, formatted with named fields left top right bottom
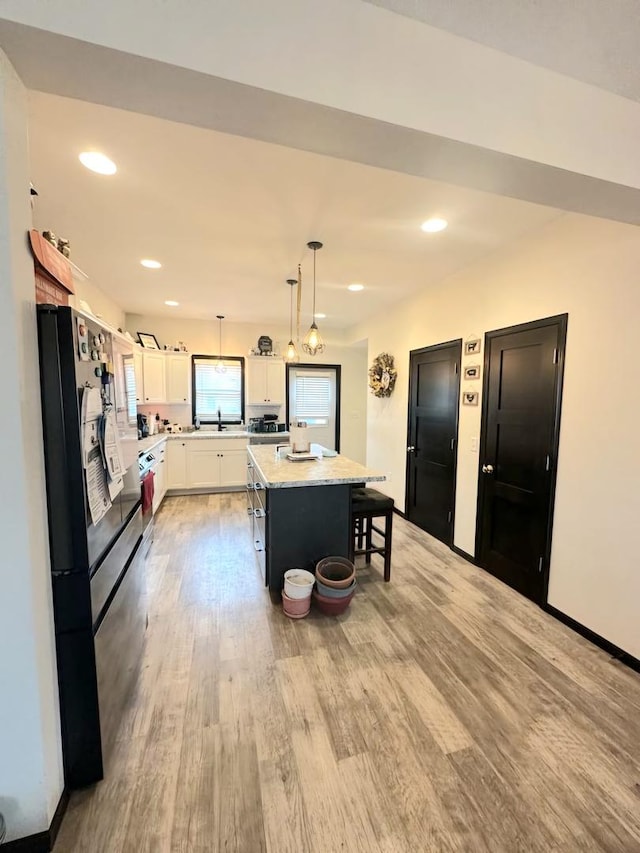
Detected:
left=124, top=359, right=137, bottom=422
left=292, top=371, right=331, bottom=425
left=192, top=356, right=245, bottom=424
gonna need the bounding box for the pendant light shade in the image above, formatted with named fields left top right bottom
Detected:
left=284, top=279, right=299, bottom=363
left=215, top=314, right=226, bottom=374
left=302, top=241, right=325, bottom=356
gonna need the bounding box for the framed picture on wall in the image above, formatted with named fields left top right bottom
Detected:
left=464, top=364, right=481, bottom=380
left=462, top=391, right=479, bottom=406
left=464, top=338, right=481, bottom=356
left=137, top=332, right=160, bottom=349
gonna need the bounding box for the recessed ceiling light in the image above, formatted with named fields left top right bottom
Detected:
left=164, top=300, right=179, bottom=307
left=140, top=259, right=162, bottom=269
left=421, top=217, right=448, bottom=233
left=314, top=312, right=327, bottom=319
left=78, top=151, right=117, bottom=175
left=348, top=283, right=364, bottom=292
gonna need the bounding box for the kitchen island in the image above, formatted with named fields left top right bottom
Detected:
left=247, top=445, right=385, bottom=595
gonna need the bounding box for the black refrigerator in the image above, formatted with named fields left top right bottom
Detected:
left=37, top=304, right=145, bottom=788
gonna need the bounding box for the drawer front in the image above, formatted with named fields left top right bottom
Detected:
left=90, top=508, right=142, bottom=626
left=186, top=438, right=248, bottom=452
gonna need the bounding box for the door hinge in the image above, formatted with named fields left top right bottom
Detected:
left=538, top=556, right=544, bottom=572
left=553, top=348, right=558, bottom=364
left=447, top=510, right=452, bottom=524
left=545, top=454, right=550, bottom=472
left=454, top=361, right=458, bottom=374
left=450, top=437, right=456, bottom=451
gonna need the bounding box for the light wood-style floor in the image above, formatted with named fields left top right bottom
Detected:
left=55, top=493, right=640, bottom=853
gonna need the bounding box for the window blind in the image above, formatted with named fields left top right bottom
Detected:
left=193, top=357, right=243, bottom=421
left=294, top=373, right=331, bottom=420
left=124, top=360, right=137, bottom=421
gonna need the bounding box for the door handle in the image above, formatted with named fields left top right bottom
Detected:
left=407, top=446, right=415, bottom=452
left=482, top=464, right=494, bottom=474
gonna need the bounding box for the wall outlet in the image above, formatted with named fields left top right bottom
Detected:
left=471, top=437, right=479, bottom=452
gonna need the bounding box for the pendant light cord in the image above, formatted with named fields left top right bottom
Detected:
left=297, top=264, right=302, bottom=342
left=312, top=247, right=317, bottom=317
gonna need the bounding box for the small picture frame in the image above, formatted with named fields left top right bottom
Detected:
left=137, top=332, right=160, bottom=349
left=464, top=364, right=481, bottom=380
left=462, top=391, right=479, bottom=406
left=464, top=338, right=481, bottom=356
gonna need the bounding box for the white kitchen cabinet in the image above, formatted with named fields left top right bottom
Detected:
left=247, top=358, right=285, bottom=405
left=152, top=440, right=167, bottom=513
left=133, top=348, right=144, bottom=404
left=219, top=449, right=247, bottom=487
left=166, top=439, right=188, bottom=488
left=167, top=437, right=247, bottom=490
left=141, top=351, right=166, bottom=404
left=186, top=445, right=220, bottom=488
left=166, top=353, right=191, bottom=404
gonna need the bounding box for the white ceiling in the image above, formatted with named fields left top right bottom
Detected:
left=365, top=0, right=640, bottom=102
left=28, top=92, right=562, bottom=329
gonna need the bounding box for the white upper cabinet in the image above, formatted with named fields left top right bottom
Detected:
left=166, top=353, right=191, bottom=404
left=141, top=351, right=166, bottom=403
left=247, top=358, right=285, bottom=406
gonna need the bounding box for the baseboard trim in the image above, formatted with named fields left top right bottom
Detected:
left=392, top=507, right=406, bottom=519
left=3, top=789, right=69, bottom=852
left=450, top=544, right=477, bottom=565
left=544, top=605, right=640, bottom=674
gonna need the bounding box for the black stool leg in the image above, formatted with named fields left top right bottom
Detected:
left=384, top=508, right=393, bottom=581
left=365, top=515, right=372, bottom=564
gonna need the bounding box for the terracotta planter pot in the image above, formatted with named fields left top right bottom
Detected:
left=313, top=587, right=355, bottom=616
left=282, top=591, right=311, bottom=619
left=315, top=556, right=355, bottom=589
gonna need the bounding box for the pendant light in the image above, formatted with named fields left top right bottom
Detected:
left=215, top=314, right=226, bottom=374
left=285, top=279, right=299, bottom=362
left=302, top=240, right=325, bottom=356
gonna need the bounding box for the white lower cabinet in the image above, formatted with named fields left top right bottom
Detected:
left=166, top=440, right=188, bottom=488
left=219, top=449, right=246, bottom=487
left=166, top=438, right=246, bottom=490
left=152, top=441, right=167, bottom=513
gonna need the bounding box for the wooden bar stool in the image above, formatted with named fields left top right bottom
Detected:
left=350, top=487, right=394, bottom=581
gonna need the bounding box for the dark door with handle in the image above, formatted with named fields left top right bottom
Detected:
left=476, top=314, right=567, bottom=604
left=406, top=340, right=461, bottom=544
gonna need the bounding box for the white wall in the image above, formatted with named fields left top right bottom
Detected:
left=351, top=212, right=640, bottom=658
left=68, top=273, right=126, bottom=330
left=0, top=49, right=63, bottom=843
left=126, top=313, right=368, bottom=462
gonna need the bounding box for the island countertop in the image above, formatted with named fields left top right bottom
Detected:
left=247, top=445, right=385, bottom=489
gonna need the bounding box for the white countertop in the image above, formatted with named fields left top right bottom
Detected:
left=137, top=431, right=252, bottom=454
left=248, top=445, right=385, bottom=489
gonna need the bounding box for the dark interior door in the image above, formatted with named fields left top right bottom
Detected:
left=406, top=341, right=461, bottom=544
left=476, top=315, right=567, bottom=604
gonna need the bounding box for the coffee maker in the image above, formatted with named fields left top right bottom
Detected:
left=137, top=413, right=149, bottom=438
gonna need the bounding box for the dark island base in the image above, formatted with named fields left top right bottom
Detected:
left=266, top=483, right=352, bottom=596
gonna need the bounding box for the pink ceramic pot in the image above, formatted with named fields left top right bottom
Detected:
left=282, top=591, right=311, bottom=619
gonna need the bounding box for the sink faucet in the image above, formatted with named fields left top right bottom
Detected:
left=217, top=408, right=223, bottom=431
